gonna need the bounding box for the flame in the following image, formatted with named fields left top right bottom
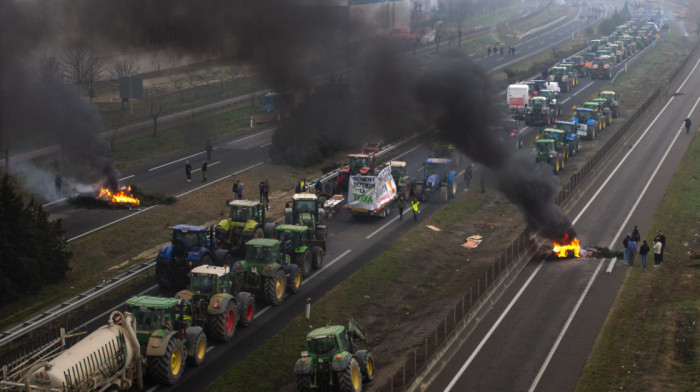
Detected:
left=97, top=186, right=140, bottom=206
left=552, top=237, right=581, bottom=258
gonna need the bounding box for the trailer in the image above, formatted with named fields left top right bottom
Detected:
left=344, top=166, right=398, bottom=218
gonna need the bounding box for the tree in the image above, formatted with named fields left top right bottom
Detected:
left=83, top=55, right=103, bottom=103
left=144, top=87, right=164, bottom=136
left=63, top=47, right=103, bottom=102
left=37, top=54, right=61, bottom=85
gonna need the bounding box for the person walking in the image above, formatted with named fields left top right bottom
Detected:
left=464, top=164, right=472, bottom=189
left=631, top=225, right=641, bottom=242
left=653, top=230, right=666, bottom=263
left=259, top=179, right=266, bottom=203
left=185, top=160, right=192, bottom=182
left=397, top=194, right=406, bottom=221
left=205, top=138, right=213, bottom=160
left=653, top=239, right=663, bottom=267
left=411, top=198, right=420, bottom=222
left=622, top=234, right=630, bottom=265
left=684, top=117, right=691, bottom=134
left=232, top=180, right=239, bottom=200
left=627, top=236, right=637, bottom=267
left=639, top=240, right=650, bottom=268
left=237, top=182, right=244, bottom=200
left=201, top=160, right=208, bottom=182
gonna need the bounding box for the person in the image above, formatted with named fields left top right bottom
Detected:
left=263, top=179, right=270, bottom=209
left=684, top=117, right=691, bottom=134
left=653, top=239, right=663, bottom=267
left=411, top=198, right=420, bottom=222
left=511, top=46, right=516, bottom=56
left=622, top=234, right=630, bottom=265
left=232, top=180, right=239, bottom=200
left=295, top=181, right=302, bottom=193
left=323, top=181, right=332, bottom=195
left=237, top=182, right=244, bottom=200
left=259, top=179, right=266, bottom=203
left=315, top=178, right=323, bottom=195
left=488, top=46, right=492, bottom=56
left=397, top=194, right=406, bottom=221
left=653, top=230, right=666, bottom=262
left=201, top=160, right=208, bottom=182
left=185, top=160, right=192, bottom=182
left=337, top=174, right=344, bottom=192
left=631, top=225, right=640, bottom=242
left=464, top=164, right=472, bottom=189
left=205, top=138, right=213, bottom=160
left=54, top=174, right=62, bottom=198
left=627, top=236, right=637, bottom=267
left=301, top=178, right=309, bottom=193
left=639, top=240, right=650, bottom=269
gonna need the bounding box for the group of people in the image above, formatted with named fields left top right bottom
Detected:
left=622, top=225, right=665, bottom=268
left=184, top=160, right=208, bottom=182
left=486, top=45, right=516, bottom=57
left=395, top=195, right=421, bottom=222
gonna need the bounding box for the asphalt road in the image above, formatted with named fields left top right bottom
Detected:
left=424, top=26, right=700, bottom=392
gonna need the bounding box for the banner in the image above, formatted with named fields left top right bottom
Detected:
left=348, top=166, right=397, bottom=211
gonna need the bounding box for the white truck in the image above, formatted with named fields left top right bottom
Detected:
left=344, top=166, right=398, bottom=218
left=507, top=84, right=529, bottom=120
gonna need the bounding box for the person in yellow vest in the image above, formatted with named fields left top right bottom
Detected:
left=411, top=198, right=420, bottom=222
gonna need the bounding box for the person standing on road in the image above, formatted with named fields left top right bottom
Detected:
left=411, top=198, right=420, bottom=222
left=206, top=138, right=213, bottom=161
left=653, top=239, right=663, bottom=267
left=639, top=240, right=650, bottom=269
left=185, top=161, right=192, bottom=182
left=627, top=236, right=637, bottom=267
left=237, top=182, right=244, bottom=200
left=397, top=194, right=406, bottom=221
left=232, top=180, right=239, bottom=200
left=464, top=164, right=472, bottom=189
left=684, top=118, right=691, bottom=134
left=653, top=230, right=666, bottom=262
left=631, top=225, right=641, bottom=242
left=263, top=179, right=270, bottom=209
left=622, top=234, right=630, bottom=265
left=500, top=46, right=504, bottom=56
left=201, top=160, right=208, bottom=182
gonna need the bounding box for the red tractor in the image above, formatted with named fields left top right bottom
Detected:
left=340, top=143, right=382, bottom=190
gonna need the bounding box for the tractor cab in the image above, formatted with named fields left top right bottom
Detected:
left=573, top=108, right=596, bottom=123
left=189, top=265, right=234, bottom=295
left=341, top=143, right=382, bottom=176
left=554, top=120, right=578, bottom=134
left=275, top=224, right=310, bottom=253
left=582, top=101, right=601, bottom=112
left=287, top=193, right=323, bottom=227
left=423, top=158, right=452, bottom=189
left=530, top=96, right=548, bottom=110
left=126, top=296, right=183, bottom=339
left=169, top=225, right=210, bottom=256
left=215, top=200, right=267, bottom=251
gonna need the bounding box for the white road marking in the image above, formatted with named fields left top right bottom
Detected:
left=227, top=129, right=274, bottom=145
left=571, top=81, right=593, bottom=95
left=444, top=261, right=545, bottom=392
left=366, top=215, right=401, bottom=239
left=148, top=150, right=204, bottom=172
left=176, top=161, right=264, bottom=198
left=68, top=207, right=156, bottom=242
left=259, top=142, right=272, bottom=148
left=42, top=198, right=67, bottom=207
left=392, top=143, right=424, bottom=159
left=528, top=258, right=605, bottom=392
left=119, top=175, right=135, bottom=181
left=191, top=161, right=221, bottom=173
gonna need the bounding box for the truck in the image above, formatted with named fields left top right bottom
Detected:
left=345, top=165, right=398, bottom=217
left=413, top=158, right=457, bottom=203
left=275, top=223, right=326, bottom=277
left=572, top=107, right=601, bottom=140
left=507, top=84, right=529, bottom=120
left=175, top=265, right=256, bottom=342
left=156, top=224, right=235, bottom=291
left=294, top=318, right=374, bottom=392
left=215, top=199, right=276, bottom=254
left=535, top=139, right=565, bottom=174
left=14, top=298, right=206, bottom=391
left=525, top=96, right=557, bottom=126
left=231, top=238, right=302, bottom=306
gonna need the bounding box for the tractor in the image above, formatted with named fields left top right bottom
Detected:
left=547, top=66, right=572, bottom=92
left=525, top=96, right=556, bottom=126
left=599, top=91, right=621, bottom=118
left=275, top=224, right=326, bottom=278
left=285, top=193, right=328, bottom=243
left=215, top=199, right=275, bottom=254
left=231, top=238, right=302, bottom=306
left=591, top=98, right=614, bottom=125
left=591, top=55, right=613, bottom=80
left=552, top=121, right=582, bottom=156
left=572, top=107, right=601, bottom=140
left=535, top=139, right=565, bottom=174
left=559, top=63, right=579, bottom=88
left=125, top=295, right=207, bottom=385
left=413, top=158, right=457, bottom=203
left=581, top=101, right=609, bottom=128
left=339, top=143, right=382, bottom=190
left=389, top=160, right=414, bottom=199
left=175, top=265, right=255, bottom=342
left=541, top=128, right=579, bottom=158
left=537, top=89, right=561, bottom=117
left=156, top=225, right=235, bottom=291
left=294, top=318, right=374, bottom=392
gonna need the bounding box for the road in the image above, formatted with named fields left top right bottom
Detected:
left=423, top=28, right=700, bottom=392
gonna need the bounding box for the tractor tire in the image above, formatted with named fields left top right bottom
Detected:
left=200, top=254, right=213, bottom=268
left=312, top=246, right=324, bottom=270
left=286, top=264, right=302, bottom=294
left=337, top=357, right=363, bottom=392
left=206, top=299, right=236, bottom=342
left=186, top=330, right=207, bottom=367
left=295, top=250, right=312, bottom=278
left=560, top=154, right=566, bottom=169
left=439, top=185, right=448, bottom=203
left=237, top=292, right=255, bottom=327
left=296, top=374, right=312, bottom=392
left=553, top=157, right=560, bottom=174
left=155, top=260, right=174, bottom=291
left=414, top=184, right=424, bottom=201
left=450, top=180, right=457, bottom=198
left=264, top=269, right=286, bottom=305
left=148, top=337, right=185, bottom=386
left=356, top=351, right=375, bottom=383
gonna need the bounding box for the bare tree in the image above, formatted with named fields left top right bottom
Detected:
left=83, top=55, right=103, bottom=103
left=37, top=54, right=61, bottom=85
left=144, top=87, right=164, bottom=136
left=63, top=48, right=103, bottom=102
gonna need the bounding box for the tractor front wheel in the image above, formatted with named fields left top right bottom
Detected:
left=237, top=292, right=255, bottom=327
left=312, top=246, right=324, bottom=270
left=207, top=300, right=236, bottom=342
left=337, top=357, right=363, bottom=392
left=148, top=338, right=185, bottom=386
left=439, top=185, right=448, bottom=203
left=264, top=269, right=286, bottom=305
left=356, top=351, right=375, bottom=383
left=286, top=264, right=302, bottom=294
left=295, top=250, right=312, bottom=278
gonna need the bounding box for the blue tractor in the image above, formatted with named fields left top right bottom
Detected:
left=413, top=158, right=457, bottom=203
left=156, top=224, right=235, bottom=291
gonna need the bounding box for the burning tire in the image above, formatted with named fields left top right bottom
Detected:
left=186, top=330, right=207, bottom=367
left=286, top=264, right=302, bottom=294
left=265, top=269, right=286, bottom=305
left=206, top=299, right=236, bottom=342
left=356, top=351, right=375, bottom=383
left=312, top=246, right=324, bottom=270
left=337, top=357, right=363, bottom=392
left=295, top=250, right=312, bottom=278
left=237, top=292, right=255, bottom=327
left=149, top=337, right=185, bottom=385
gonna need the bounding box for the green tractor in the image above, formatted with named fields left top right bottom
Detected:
left=599, top=90, right=621, bottom=118
left=294, top=319, right=374, bottom=392
left=535, top=139, right=565, bottom=174
left=389, top=160, right=414, bottom=199
left=175, top=265, right=255, bottom=342
left=215, top=199, right=275, bottom=254
left=525, top=96, right=556, bottom=126
left=540, top=128, right=579, bottom=158
left=581, top=101, right=609, bottom=128
left=231, top=238, right=302, bottom=306
left=125, top=295, right=207, bottom=385
left=275, top=224, right=326, bottom=278
left=591, top=98, right=614, bottom=125
left=285, top=193, right=328, bottom=243
left=547, top=66, right=572, bottom=92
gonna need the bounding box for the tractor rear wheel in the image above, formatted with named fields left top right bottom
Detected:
left=337, top=357, right=363, bottom=392
left=439, top=185, right=448, bottom=203
left=414, top=184, right=424, bottom=201
left=296, top=374, right=312, bottom=392
left=264, top=269, right=286, bottom=305
left=553, top=158, right=560, bottom=174
left=207, top=300, right=236, bottom=342
left=186, top=331, right=207, bottom=367
left=356, top=351, right=375, bottom=383
left=312, top=246, right=324, bottom=270
left=200, top=254, right=213, bottom=267
left=295, top=250, right=312, bottom=278
left=237, top=292, right=255, bottom=327
left=286, top=264, right=302, bottom=294
left=148, top=338, right=185, bottom=386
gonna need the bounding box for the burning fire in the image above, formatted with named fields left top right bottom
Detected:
left=552, top=237, right=581, bottom=258
left=97, top=186, right=140, bottom=206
